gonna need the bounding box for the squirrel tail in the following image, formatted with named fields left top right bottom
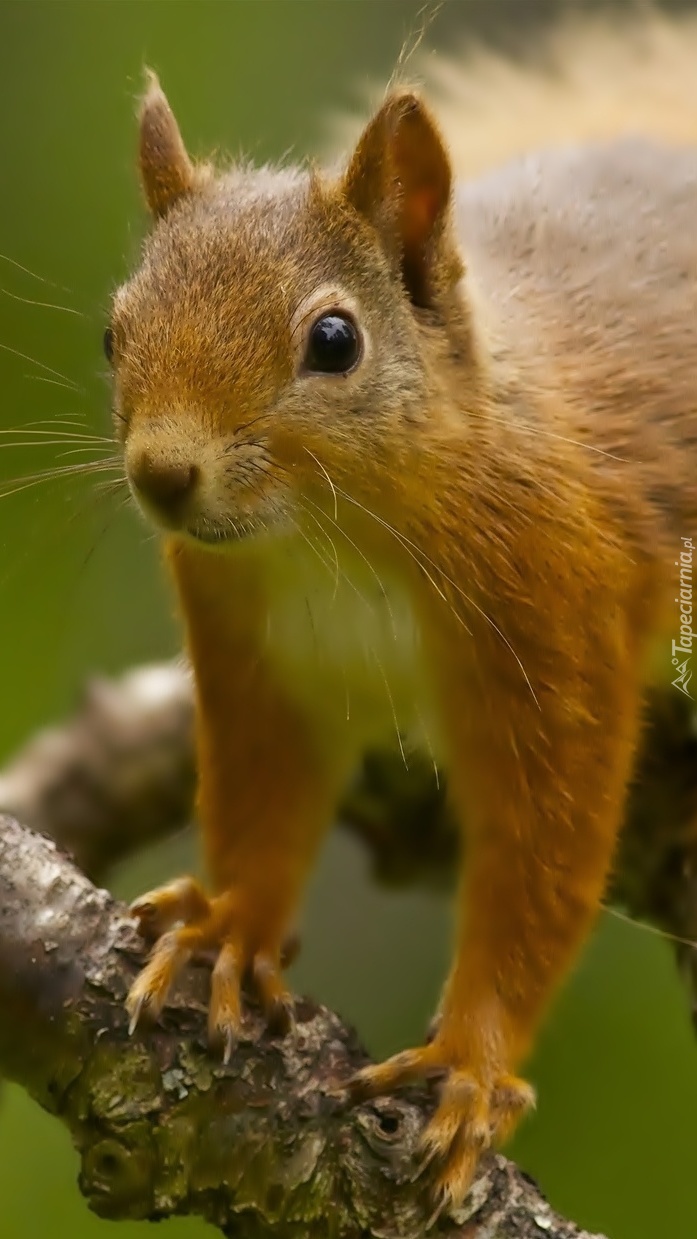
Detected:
left=427, top=9, right=697, bottom=177
left=329, top=10, right=697, bottom=178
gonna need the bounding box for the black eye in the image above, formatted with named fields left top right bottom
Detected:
left=304, top=313, right=361, bottom=375
left=103, top=327, right=114, bottom=363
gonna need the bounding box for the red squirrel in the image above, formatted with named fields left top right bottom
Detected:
left=106, top=14, right=697, bottom=1209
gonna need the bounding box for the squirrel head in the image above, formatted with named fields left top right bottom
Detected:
left=109, top=72, right=471, bottom=548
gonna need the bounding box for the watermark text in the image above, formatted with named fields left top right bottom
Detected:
left=672, top=536, right=693, bottom=697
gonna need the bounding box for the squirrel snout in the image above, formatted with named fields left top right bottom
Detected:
left=128, top=450, right=199, bottom=523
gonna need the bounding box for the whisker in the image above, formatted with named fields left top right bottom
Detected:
left=303, top=478, right=439, bottom=761
left=0, top=460, right=122, bottom=501
left=22, top=374, right=84, bottom=392
left=333, top=483, right=540, bottom=709
left=370, top=646, right=409, bottom=770
left=300, top=506, right=341, bottom=603
left=76, top=507, right=122, bottom=573
left=302, top=494, right=398, bottom=642
left=322, top=482, right=458, bottom=621
left=0, top=342, right=81, bottom=390
left=294, top=510, right=407, bottom=747
left=291, top=521, right=371, bottom=727
left=304, top=447, right=338, bottom=521
left=56, top=445, right=118, bottom=459
left=0, top=427, right=112, bottom=442
left=92, top=477, right=128, bottom=497
left=293, top=522, right=339, bottom=587
left=0, top=251, right=74, bottom=292
left=0, top=444, right=114, bottom=460
left=1, top=286, right=84, bottom=316
left=231, top=414, right=269, bottom=439
left=602, top=903, right=697, bottom=951
left=233, top=454, right=293, bottom=484
left=469, top=409, right=629, bottom=464
left=23, top=416, right=94, bottom=431
left=415, top=701, right=440, bottom=791
left=11, top=457, right=122, bottom=478
left=296, top=510, right=383, bottom=641
left=0, top=465, right=127, bottom=593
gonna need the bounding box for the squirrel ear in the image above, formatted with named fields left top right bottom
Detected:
left=343, top=91, right=456, bottom=307
left=139, top=70, right=196, bottom=218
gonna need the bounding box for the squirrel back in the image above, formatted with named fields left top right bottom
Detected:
left=457, top=137, right=697, bottom=549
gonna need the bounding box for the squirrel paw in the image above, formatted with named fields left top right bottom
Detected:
left=126, top=878, right=296, bottom=1054
left=419, top=1068, right=535, bottom=1214
left=347, top=1045, right=534, bottom=1212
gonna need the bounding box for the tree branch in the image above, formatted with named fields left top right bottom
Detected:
left=1, top=661, right=695, bottom=1020
left=0, top=663, right=196, bottom=882
left=0, top=814, right=604, bottom=1237
left=0, top=662, right=694, bottom=1231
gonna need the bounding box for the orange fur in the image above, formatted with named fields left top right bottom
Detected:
left=112, top=13, right=697, bottom=1212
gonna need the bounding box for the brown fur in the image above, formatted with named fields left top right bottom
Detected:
left=112, top=14, right=696, bottom=1213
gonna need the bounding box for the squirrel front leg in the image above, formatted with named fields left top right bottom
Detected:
left=350, top=589, right=645, bottom=1208
left=127, top=547, right=345, bottom=1049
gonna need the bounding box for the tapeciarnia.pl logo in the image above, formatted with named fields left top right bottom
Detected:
left=672, top=537, right=694, bottom=698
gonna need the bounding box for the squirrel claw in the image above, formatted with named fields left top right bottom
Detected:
left=424, top=1184, right=450, bottom=1231
left=127, top=993, right=146, bottom=1036
left=207, top=1009, right=240, bottom=1065
left=220, top=1025, right=235, bottom=1066
left=208, top=939, right=243, bottom=1059
left=410, top=1135, right=442, bottom=1182
left=250, top=952, right=295, bottom=1037
left=266, top=995, right=295, bottom=1038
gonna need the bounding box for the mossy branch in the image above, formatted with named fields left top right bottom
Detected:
left=0, top=814, right=604, bottom=1238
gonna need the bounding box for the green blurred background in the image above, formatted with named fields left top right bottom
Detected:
left=0, top=2, right=696, bottom=1237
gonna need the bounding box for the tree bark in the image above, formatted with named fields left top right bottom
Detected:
left=0, top=814, right=604, bottom=1238
left=0, top=662, right=196, bottom=884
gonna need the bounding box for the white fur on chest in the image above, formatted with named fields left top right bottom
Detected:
left=257, top=536, right=439, bottom=756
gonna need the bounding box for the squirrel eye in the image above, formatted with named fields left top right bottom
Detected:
left=103, top=327, right=114, bottom=364
left=303, top=312, right=361, bottom=375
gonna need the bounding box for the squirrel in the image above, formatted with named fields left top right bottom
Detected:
left=107, top=12, right=697, bottom=1212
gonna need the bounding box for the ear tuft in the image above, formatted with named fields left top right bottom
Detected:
left=343, top=91, right=456, bottom=307
left=139, top=69, right=196, bottom=218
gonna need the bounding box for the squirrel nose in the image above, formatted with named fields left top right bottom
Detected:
left=129, top=451, right=199, bottom=520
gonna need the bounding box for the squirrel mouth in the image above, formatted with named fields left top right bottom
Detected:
left=186, top=524, right=250, bottom=546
